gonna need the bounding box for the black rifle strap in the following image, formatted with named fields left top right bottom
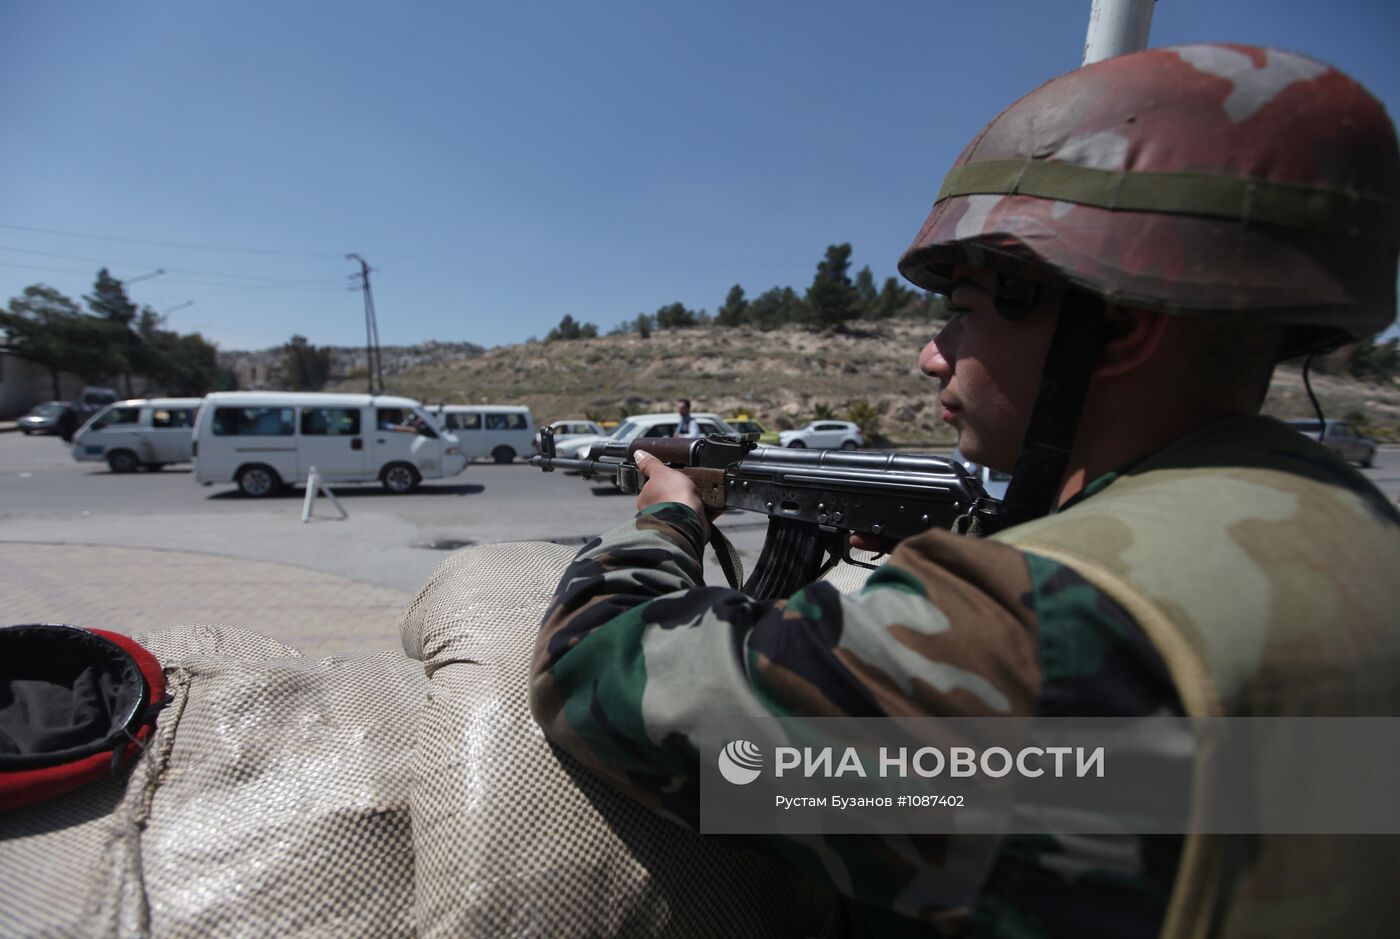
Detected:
left=708, top=525, right=745, bottom=592
left=995, top=291, right=1105, bottom=531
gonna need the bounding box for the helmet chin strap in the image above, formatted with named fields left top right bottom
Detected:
left=992, top=290, right=1106, bottom=531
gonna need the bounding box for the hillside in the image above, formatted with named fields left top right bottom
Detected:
left=329, top=319, right=1400, bottom=445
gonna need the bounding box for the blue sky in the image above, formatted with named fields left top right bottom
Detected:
left=3, top=1, right=1398, bottom=351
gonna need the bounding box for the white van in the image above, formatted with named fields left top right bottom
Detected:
left=72, top=398, right=204, bottom=473
left=432, top=405, right=535, bottom=463
left=193, top=392, right=467, bottom=496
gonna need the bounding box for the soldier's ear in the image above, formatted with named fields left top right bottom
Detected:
left=1093, top=305, right=1170, bottom=378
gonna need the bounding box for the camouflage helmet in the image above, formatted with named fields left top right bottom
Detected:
left=898, top=44, right=1399, bottom=343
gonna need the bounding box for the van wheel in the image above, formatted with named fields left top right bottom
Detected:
left=1362, top=450, right=1375, bottom=468
left=382, top=462, right=421, bottom=494
left=491, top=446, right=516, bottom=464
left=107, top=449, right=139, bottom=474
left=237, top=464, right=281, bottom=498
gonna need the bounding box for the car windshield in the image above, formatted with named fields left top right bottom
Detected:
left=33, top=403, right=64, bottom=416
left=609, top=421, right=637, bottom=440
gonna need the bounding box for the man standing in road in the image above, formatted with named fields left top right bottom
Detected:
left=672, top=398, right=698, bottom=437
left=530, top=45, right=1400, bottom=935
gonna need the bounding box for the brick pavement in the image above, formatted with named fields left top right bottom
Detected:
left=0, top=542, right=414, bottom=657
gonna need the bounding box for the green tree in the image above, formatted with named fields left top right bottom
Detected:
left=746, top=287, right=808, bottom=330
left=853, top=266, right=878, bottom=314
left=1349, top=337, right=1400, bottom=382
left=634, top=313, right=653, bottom=339
left=144, top=326, right=224, bottom=395
left=846, top=401, right=882, bottom=444
left=806, top=243, right=859, bottom=327
left=716, top=284, right=749, bottom=327
left=1, top=285, right=125, bottom=398
left=282, top=334, right=332, bottom=390
left=84, top=268, right=139, bottom=326
left=811, top=402, right=837, bottom=420
left=654, top=302, right=699, bottom=329
left=84, top=269, right=145, bottom=393
left=546, top=314, right=598, bottom=341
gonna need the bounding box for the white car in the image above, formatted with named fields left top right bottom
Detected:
left=952, top=447, right=1013, bottom=501
left=532, top=419, right=606, bottom=454
left=552, top=412, right=737, bottom=461
left=778, top=420, right=865, bottom=450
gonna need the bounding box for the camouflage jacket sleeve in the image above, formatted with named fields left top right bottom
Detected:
left=529, top=502, right=1182, bottom=933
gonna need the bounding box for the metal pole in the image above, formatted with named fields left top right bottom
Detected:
left=1083, top=0, right=1155, bottom=65
left=366, top=276, right=384, bottom=394
left=346, top=253, right=382, bottom=395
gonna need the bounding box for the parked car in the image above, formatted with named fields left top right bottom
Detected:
left=432, top=405, right=536, bottom=463
left=18, top=401, right=70, bottom=436
left=552, top=412, right=737, bottom=462
left=951, top=446, right=1013, bottom=501
left=778, top=421, right=865, bottom=450
left=71, top=398, right=204, bottom=472
left=1284, top=418, right=1377, bottom=467
left=532, top=419, right=606, bottom=453
left=193, top=392, right=466, bottom=496
left=727, top=417, right=781, bottom=446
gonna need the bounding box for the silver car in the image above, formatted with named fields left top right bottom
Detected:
left=1284, top=418, right=1376, bottom=467
left=18, top=401, right=68, bottom=435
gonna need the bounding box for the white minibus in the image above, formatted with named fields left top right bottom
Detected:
left=71, top=398, right=204, bottom=473
left=432, top=405, right=536, bottom=463
left=193, top=392, right=467, bottom=496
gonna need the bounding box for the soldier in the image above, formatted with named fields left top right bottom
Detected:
left=530, top=45, right=1400, bottom=936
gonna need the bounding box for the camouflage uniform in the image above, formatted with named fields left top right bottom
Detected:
left=533, top=45, right=1400, bottom=937
left=532, top=413, right=1400, bottom=936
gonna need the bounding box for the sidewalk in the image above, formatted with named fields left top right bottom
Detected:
left=0, top=542, right=415, bottom=657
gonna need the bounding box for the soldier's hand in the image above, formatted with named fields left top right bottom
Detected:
left=634, top=451, right=712, bottom=541
left=849, top=532, right=897, bottom=555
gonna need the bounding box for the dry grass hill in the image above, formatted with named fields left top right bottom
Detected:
left=330, top=318, right=1400, bottom=445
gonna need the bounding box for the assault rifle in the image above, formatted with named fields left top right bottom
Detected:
left=531, top=429, right=1001, bottom=599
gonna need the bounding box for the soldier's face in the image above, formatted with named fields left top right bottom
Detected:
left=919, top=265, right=1060, bottom=472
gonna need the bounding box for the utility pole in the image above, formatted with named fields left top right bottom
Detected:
left=346, top=253, right=384, bottom=395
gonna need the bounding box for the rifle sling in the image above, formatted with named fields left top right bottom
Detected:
left=708, top=525, right=745, bottom=592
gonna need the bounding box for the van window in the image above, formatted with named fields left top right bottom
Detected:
left=301, top=407, right=361, bottom=436
left=378, top=408, right=417, bottom=432
left=153, top=408, right=196, bottom=428
left=447, top=412, right=481, bottom=431
left=485, top=412, right=527, bottom=430
left=213, top=407, right=295, bottom=436
left=93, top=406, right=140, bottom=430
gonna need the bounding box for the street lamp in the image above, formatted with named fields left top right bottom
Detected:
left=125, top=268, right=166, bottom=286
left=162, top=300, right=194, bottom=316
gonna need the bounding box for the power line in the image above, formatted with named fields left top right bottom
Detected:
left=0, top=222, right=342, bottom=259
left=0, top=260, right=342, bottom=292
left=0, top=245, right=342, bottom=286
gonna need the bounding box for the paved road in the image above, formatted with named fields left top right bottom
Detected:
left=0, top=432, right=776, bottom=586
left=0, top=433, right=776, bottom=652
left=3, top=431, right=1397, bottom=655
